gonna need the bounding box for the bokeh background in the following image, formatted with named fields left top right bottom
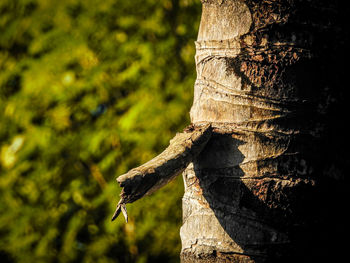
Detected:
left=0, top=0, right=201, bottom=262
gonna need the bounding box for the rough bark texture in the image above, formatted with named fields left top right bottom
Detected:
left=181, top=0, right=347, bottom=262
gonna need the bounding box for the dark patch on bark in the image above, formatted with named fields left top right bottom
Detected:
left=182, top=0, right=348, bottom=261
left=181, top=250, right=262, bottom=263
left=189, top=131, right=347, bottom=262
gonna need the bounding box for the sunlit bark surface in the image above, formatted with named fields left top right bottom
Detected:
left=112, top=124, right=212, bottom=222
left=180, top=0, right=347, bottom=262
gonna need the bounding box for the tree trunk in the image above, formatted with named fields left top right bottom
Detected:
left=180, top=0, right=346, bottom=262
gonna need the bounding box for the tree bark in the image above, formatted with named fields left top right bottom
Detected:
left=113, top=0, right=347, bottom=262
left=112, top=124, right=212, bottom=222
left=180, top=0, right=347, bottom=262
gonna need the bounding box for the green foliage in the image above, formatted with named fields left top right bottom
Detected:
left=0, top=0, right=201, bottom=262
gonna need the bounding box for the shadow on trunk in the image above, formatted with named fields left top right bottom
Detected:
left=192, top=133, right=345, bottom=262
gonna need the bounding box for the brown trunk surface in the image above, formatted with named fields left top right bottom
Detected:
left=180, top=0, right=347, bottom=262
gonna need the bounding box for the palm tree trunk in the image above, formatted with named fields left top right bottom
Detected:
left=180, top=0, right=346, bottom=262
left=113, top=0, right=346, bottom=261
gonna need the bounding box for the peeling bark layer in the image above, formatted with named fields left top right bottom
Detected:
left=181, top=0, right=347, bottom=262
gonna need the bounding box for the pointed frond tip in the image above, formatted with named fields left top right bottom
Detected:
left=111, top=123, right=212, bottom=222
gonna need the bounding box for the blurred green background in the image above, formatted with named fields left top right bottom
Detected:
left=0, top=0, right=201, bottom=262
